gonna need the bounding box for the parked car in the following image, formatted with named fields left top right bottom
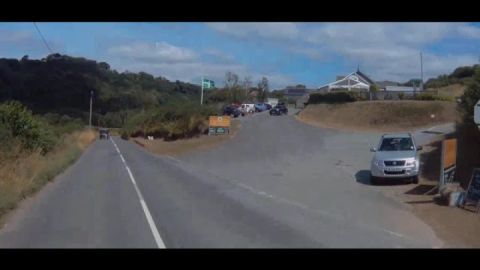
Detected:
left=254, top=103, right=268, bottom=112
left=223, top=105, right=241, bottom=118
left=265, top=103, right=272, bottom=110
left=239, top=103, right=255, bottom=114
left=370, top=133, right=423, bottom=185
left=99, top=128, right=110, bottom=140
left=269, top=104, right=288, bottom=116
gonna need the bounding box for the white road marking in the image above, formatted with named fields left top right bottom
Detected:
left=110, top=138, right=166, bottom=248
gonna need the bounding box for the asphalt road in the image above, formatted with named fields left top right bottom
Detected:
left=0, top=109, right=449, bottom=248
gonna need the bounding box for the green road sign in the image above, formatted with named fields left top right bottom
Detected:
left=202, top=79, right=215, bottom=89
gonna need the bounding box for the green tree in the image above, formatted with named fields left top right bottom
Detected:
left=257, top=77, right=269, bottom=102
left=460, top=66, right=480, bottom=120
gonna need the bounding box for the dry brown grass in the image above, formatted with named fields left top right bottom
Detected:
left=427, top=84, right=466, bottom=98
left=133, top=119, right=241, bottom=157
left=297, top=101, right=459, bottom=133
left=0, top=129, right=96, bottom=222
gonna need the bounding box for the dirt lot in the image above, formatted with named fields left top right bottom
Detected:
left=132, top=119, right=241, bottom=157
left=297, top=101, right=459, bottom=133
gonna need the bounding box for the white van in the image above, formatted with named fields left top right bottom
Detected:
left=240, top=104, right=255, bottom=114
left=266, top=98, right=278, bottom=108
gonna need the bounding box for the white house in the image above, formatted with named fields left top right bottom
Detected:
left=318, top=69, right=376, bottom=92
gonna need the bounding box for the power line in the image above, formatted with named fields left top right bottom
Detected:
left=33, top=22, right=53, bottom=54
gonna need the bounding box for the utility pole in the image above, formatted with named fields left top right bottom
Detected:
left=89, top=90, right=93, bottom=129
left=420, top=52, right=424, bottom=91
left=200, top=76, right=204, bottom=105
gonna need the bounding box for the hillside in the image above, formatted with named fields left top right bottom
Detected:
left=297, top=101, right=459, bottom=132
left=0, top=54, right=202, bottom=127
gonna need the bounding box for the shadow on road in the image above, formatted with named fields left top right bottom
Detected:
left=355, top=170, right=371, bottom=185
left=355, top=170, right=412, bottom=186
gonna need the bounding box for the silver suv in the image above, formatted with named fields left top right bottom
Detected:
left=370, top=133, right=423, bottom=185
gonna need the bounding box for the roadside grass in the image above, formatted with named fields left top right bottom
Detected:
left=296, top=101, right=459, bottom=132
left=0, top=129, right=96, bottom=222
left=133, top=119, right=241, bottom=157
left=427, top=84, right=465, bottom=99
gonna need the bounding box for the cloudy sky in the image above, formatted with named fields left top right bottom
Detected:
left=1, top=22, right=480, bottom=89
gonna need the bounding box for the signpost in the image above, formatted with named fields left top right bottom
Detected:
left=440, top=138, right=457, bottom=188
left=201, top=77, right=215, bottom=105
left=463, top=168, right=480, bottom=213
left=208, top=116, right=230, bottom=136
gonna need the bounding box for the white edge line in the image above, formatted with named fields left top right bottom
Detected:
left=110, top=138, right=166, bottom=248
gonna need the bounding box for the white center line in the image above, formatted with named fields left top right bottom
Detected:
left=110, top=138, right=166, bottom=248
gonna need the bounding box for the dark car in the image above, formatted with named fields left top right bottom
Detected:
left=265, top=104, right=272, bottom=110
left=99, top=128, right=110, bottom=139
left=269, top=104, right=288, bottom=116
left=223, top=105, right=241, bottom=118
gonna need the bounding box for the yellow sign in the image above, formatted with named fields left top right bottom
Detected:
left=209, top=116, right=231, bottom=128
left=443, top=138, right=457, bottom=169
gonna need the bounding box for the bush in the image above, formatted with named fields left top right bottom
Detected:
left=121, top=102, right=217, bottom=140
left=415, top=93, right=453, bottom=101
left=0, top=101, right=56, bottom=154
left=308, top=92, right=358, bottom=104
left=398, top=92, right=405, bottom=100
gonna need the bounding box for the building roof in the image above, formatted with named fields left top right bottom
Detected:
left=384, top=86, right=417, bottom=92
left=319, top=69, right=374, bottom=90
left=283, top=88, right=310, bottom=96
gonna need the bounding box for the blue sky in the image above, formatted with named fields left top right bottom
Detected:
left=1, top=22, right=480, bottom=89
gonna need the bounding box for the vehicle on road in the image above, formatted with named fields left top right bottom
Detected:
left=266, top=98, right=278, bottom=108
left=240, top=104, right=255, bottom=114
left=265, top=103, right=272, bottom=110
left=269, top=104, right=288, bottom=116
left=99, top=128, right=110, bottom=140
left=255, top=103, right=268, bottom=112
left=223, top=105, right=241, bottom=118
left=370, top=133, right=423, bottom=185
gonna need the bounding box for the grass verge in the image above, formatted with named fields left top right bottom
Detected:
left=133, top=119, right=241, bottom=157
left=0, top=129, right=96, bottom=224
left=297, top=100, right=459, bottom=132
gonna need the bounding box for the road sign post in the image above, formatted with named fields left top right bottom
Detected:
left=440, top=138, right=457, bottom=189
left=201, top=78, right=215, bottom=105
left=208, top=116, right=230, bottom=136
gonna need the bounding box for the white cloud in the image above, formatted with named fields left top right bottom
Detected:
left=457, top=24, right=480, bottom=39
left=0, top=30, right=33, bottom=43
left=111, top=60, right=293, bottom=89
left=207, top=22, right=299, bottom=40
left=107, top=41, right=197, bottom=64
left=203, top=49, right=235, bottom=63
left=106, top=40, right=293, bottom=89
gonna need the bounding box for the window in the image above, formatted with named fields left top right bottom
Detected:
left=379, top=137, right=414, bottom=151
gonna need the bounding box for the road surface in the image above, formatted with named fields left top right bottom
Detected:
left=0, top=110, right=448, bottom=248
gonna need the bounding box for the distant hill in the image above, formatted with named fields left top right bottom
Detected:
left=0, top=54, right=201, bottom=120
left=424, top=64, right=479, bottom=89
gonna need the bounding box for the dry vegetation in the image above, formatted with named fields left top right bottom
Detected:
left=297, top=101, right=459, bottom=132
left=427, top=83, right=466, bottom=98
left=0, top=129, right=96, bottom=222
left=133, top=119, right=241, bottom=157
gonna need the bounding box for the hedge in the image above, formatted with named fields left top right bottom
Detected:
left=307, top=92, right=360, bottom=104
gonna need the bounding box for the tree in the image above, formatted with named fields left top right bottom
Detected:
left=242, top=76, right=252, bottom=97
left=460, top=66, right=480, bottom=120
left=224, top=71, right=239, bottom=90
left=257, top=77, right=269, bottom=102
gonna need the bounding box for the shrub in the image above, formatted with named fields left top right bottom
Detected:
left=415, top=93, right=453, bottom=101
left=308, top=92, right=358, bottom=104
left=398, top=92, right=405, bottom=100
left=121, top=102, right=217, bottom=140
left=0, top=101, right=56, bottom=154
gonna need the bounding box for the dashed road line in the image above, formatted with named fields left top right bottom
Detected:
left=110, top=138, right=166, bottom=249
